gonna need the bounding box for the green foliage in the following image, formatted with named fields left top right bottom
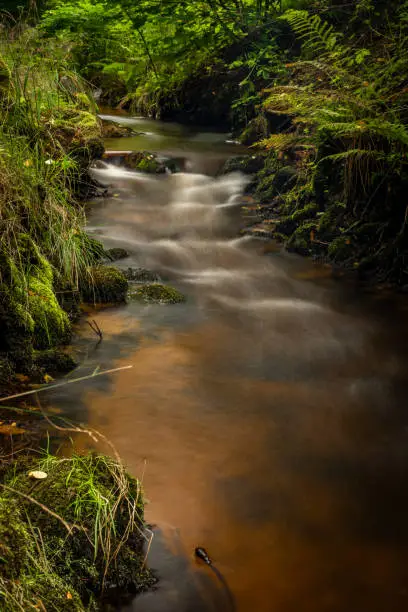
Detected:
left=255, top=1, right=408, bottom=281
left=0, top=25, right=105, bottom=363
left=282, top=10, right=340, bottom=57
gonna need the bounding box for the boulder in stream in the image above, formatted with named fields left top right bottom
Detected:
left=81, top=265, right=128, bottom=303
left=106, top=247, right=130, bottom=261
left=123, top=267, right=161, bottom=283
left=221, top=155, right=266, bottom=176
left=101, top=119, right=136, bottom=138
left=124, top=151, right=166, bottom=174
left=128, top=283, right=186, bottom=304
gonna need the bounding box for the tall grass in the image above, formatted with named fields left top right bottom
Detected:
left=0, top=20, right=102, bottom=344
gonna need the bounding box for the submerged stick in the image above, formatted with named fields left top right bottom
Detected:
left=87, top=318, right=103, bottom=341
left=0, top=365, right=133, bottom=403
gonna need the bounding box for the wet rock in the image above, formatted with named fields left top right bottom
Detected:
left=240, top=115, right=269, bottom=145
left=101, top=120, right=135, bottom=138
left=81, top=266, right=128, bottom=303
left=123, top=267, right=161, bottom=283
left=272, top=166, right=298, bottom=192
left=162, top=157, right=184, bottom=173
left=124, top=151, right=166, bottom=174
left=221, top=155, right=266, bottom=176
left=255, top=165, right=298, bottom=204
left=106, top=247, right=130, bottom=261
left=128, top=283, right=185, bottom=304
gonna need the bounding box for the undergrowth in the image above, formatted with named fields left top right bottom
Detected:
left=253, top=1, right=408, bottom=283
left=0, top=20, right=104, bottom=367
left=0, top=451, right=153, bottom=611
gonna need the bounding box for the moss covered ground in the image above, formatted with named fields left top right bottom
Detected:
left=0, top=452, right=154, bottom=611
left=0, top=24, right=109, bottom=383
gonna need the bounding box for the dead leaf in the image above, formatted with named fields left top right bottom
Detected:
left=0, top=424, right=26, bottom=435
left=15, top=373, right=29, bottom=382
left=66, top=592, right=73, bottom=600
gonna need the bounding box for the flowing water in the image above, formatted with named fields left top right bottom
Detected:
left=50, top=114, right=408, bottom=611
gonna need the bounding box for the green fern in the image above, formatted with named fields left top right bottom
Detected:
left=282, top=10, right=341, bottom=58
left=258, top=133, right=303, bottom=151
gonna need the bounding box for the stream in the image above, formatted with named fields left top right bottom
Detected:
left=48, top=114, right=408, bottom=612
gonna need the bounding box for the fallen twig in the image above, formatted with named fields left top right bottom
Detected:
left=142, top=528, right=154, bottom=569
left=0, top=484, right=83, bottom=534
left=87, top=318, right=103, bottom=342
left=0, top=365, right=133, bottom=403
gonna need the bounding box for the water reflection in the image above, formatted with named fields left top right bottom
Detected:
left=48, top=127, right=408, bottom=611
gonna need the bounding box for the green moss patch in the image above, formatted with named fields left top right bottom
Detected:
left=101, top=120, right=135, bottom=138
left=106, top=247, right=130, bottom=261
left=128, top=283, right=186, bottom=304
left=123, top=267, right=161, bottom=283
left=81, top=266, right=128, bottom=303
left=124, top=152, right=166, bottom=174
left=0, top=453, right=154, bottom=611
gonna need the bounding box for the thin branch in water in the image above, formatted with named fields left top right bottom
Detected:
left=0, top=365, right=133, bottom=403
left=142, top=528, right=154, bottom=568
left=87, top=318, right=103, bottom=342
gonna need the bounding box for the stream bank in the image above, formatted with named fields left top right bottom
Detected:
left=0, top=27, right=157, bottom=610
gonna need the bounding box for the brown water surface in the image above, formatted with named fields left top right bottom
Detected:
left=48, top=116, right=408, bottom=612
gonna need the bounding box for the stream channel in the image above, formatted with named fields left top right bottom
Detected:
left=46, top=113, right=408, bottom=612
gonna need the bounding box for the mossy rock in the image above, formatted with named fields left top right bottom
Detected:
left=123, top=267, right=160, bottom=283
left=286, top=221, right=318, bottom=256
left=101, top=120, right=134, bottom=138
left=240, top=115, right=269, bottom=145
left=162, top=156, right=183, bottom=173
left=128, top=283, right=185, bottom=304
left=272, top=166, right=298, bottom=192
left=106, top=247, right=130, bottom=261
left=124, top=151, right=166, bottom=174
left=328, top=235, right=353, bottom=262
left=221, top=155, right=265, bottom=175
left=50, top=107, right=102, bottom=152
left=255, top=165, right=298, bottom=203
left=70, top=137, right=105, bottom=166
left=81, top=266, right=128, bottom=303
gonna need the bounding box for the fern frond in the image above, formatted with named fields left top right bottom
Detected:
left=318, top=149, right=387, bottom=165
left=282, top=10, right=341, bottom=58
left=258, top=133, right=303, bottom=151
left=318, top=119, right=408, bottom=146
